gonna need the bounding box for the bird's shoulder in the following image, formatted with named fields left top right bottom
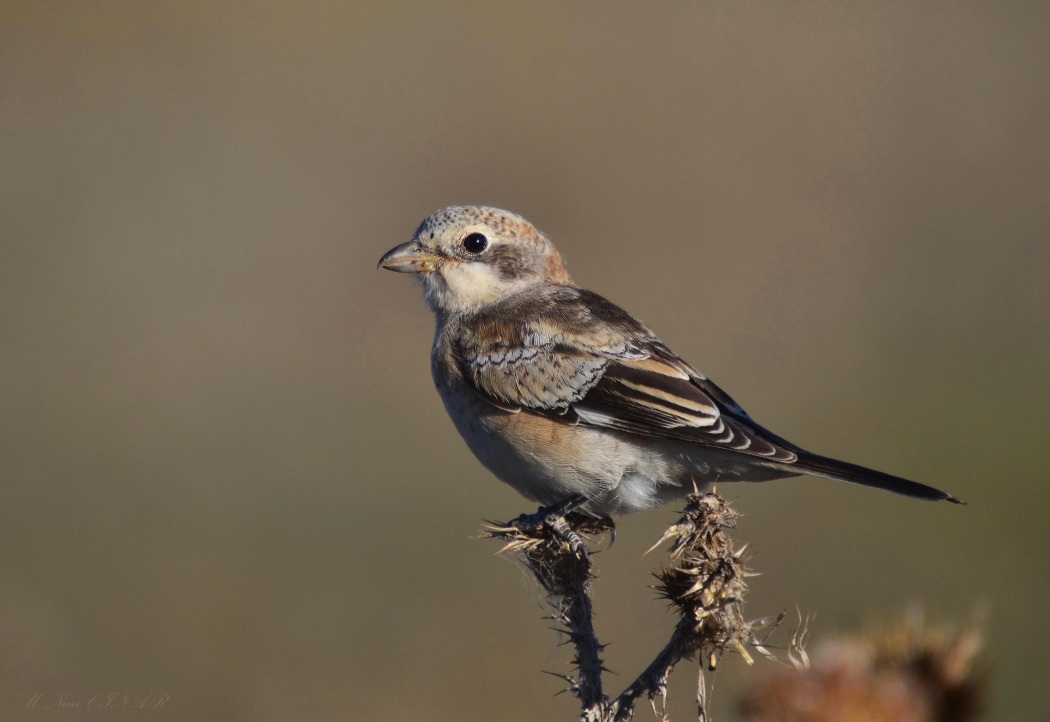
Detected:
left=438, top=286, right=640, bottom=412
left=456, top=284, right=652, bottom=355
left=445, top=284, right=702, bottom=411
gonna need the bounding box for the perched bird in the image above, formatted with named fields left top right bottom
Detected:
left=379, top=206, right=962, bottom=518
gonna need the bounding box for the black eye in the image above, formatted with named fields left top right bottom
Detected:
left=462, top=232, right=489, bottom=254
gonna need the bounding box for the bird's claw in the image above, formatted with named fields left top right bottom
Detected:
left=544, top=514, right=588, bottom=558
left=511, top=495, right=591, bottom=559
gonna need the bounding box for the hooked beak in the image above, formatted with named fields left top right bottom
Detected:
left=377, top=241, right=447, bottom=273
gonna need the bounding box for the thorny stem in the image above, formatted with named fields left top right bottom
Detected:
left=483, top=513, right=612, bottom=717
left=607, top=616, right=696, bottom=721
left=554, top=524, right=606, bottom=713
left=483, top=493, right=768, bottom=722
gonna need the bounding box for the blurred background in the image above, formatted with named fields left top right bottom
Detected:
left=2, top=2, right=1047, bottom=720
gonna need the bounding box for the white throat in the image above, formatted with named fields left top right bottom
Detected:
left=421, top=263, right=538, bottom=316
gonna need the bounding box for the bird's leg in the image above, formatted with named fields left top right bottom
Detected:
left=513, top=494, right=588, bottom=527
left=513, top=494, right=591, bottom=557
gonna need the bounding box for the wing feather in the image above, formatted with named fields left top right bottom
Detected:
left=454, top=287, right=798, bottom=463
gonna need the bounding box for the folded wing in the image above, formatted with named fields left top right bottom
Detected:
left=455, top=287, right=799, bottom=463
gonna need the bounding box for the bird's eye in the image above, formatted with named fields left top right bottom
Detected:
left=462, top=232, right=489, bottom=254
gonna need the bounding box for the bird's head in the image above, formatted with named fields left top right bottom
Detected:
left=378, top=206, right=574, bottom=316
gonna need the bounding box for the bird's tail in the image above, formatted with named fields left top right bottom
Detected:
left=788, top=452, right=965, bottom=504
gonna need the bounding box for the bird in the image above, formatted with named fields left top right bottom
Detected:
left=378, top=206, right=962, bottom=518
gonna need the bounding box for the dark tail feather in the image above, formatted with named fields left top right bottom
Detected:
left=790, top=452, right=965, bottom=504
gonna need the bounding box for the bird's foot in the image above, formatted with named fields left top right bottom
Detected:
left=544, top=514, right=588, bottom=558
left=510, top=495, right=613, bottom=559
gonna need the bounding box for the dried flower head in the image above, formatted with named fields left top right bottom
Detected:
left=739, top=612, right=985, bottom=722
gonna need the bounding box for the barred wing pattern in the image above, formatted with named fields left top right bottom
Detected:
left=455, top=287, right=799, bottom=464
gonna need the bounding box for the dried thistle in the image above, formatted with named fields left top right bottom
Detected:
left=651, top=491, right=755, bottom=667
left=483, top=511, right=614, bottom=716
left=484, top=492, right=780, bottom=722
left=739, top=611, right=986, bottom=722
left=609, top=492, right=773, bottom=722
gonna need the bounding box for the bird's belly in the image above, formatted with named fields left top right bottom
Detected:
left=436, top=382, right=793, bottom=515
left=437, top=382, right=679, bottom=513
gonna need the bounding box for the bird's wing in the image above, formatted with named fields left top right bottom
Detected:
left=454, top=287, right=799, bottom=463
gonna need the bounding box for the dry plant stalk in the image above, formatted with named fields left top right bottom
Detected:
left=484, top=492, right=776, bottom=722
left=483, top=512, right=613, bottom=714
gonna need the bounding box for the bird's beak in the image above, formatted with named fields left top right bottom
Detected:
left=377, top=241, right=446, bottom=273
